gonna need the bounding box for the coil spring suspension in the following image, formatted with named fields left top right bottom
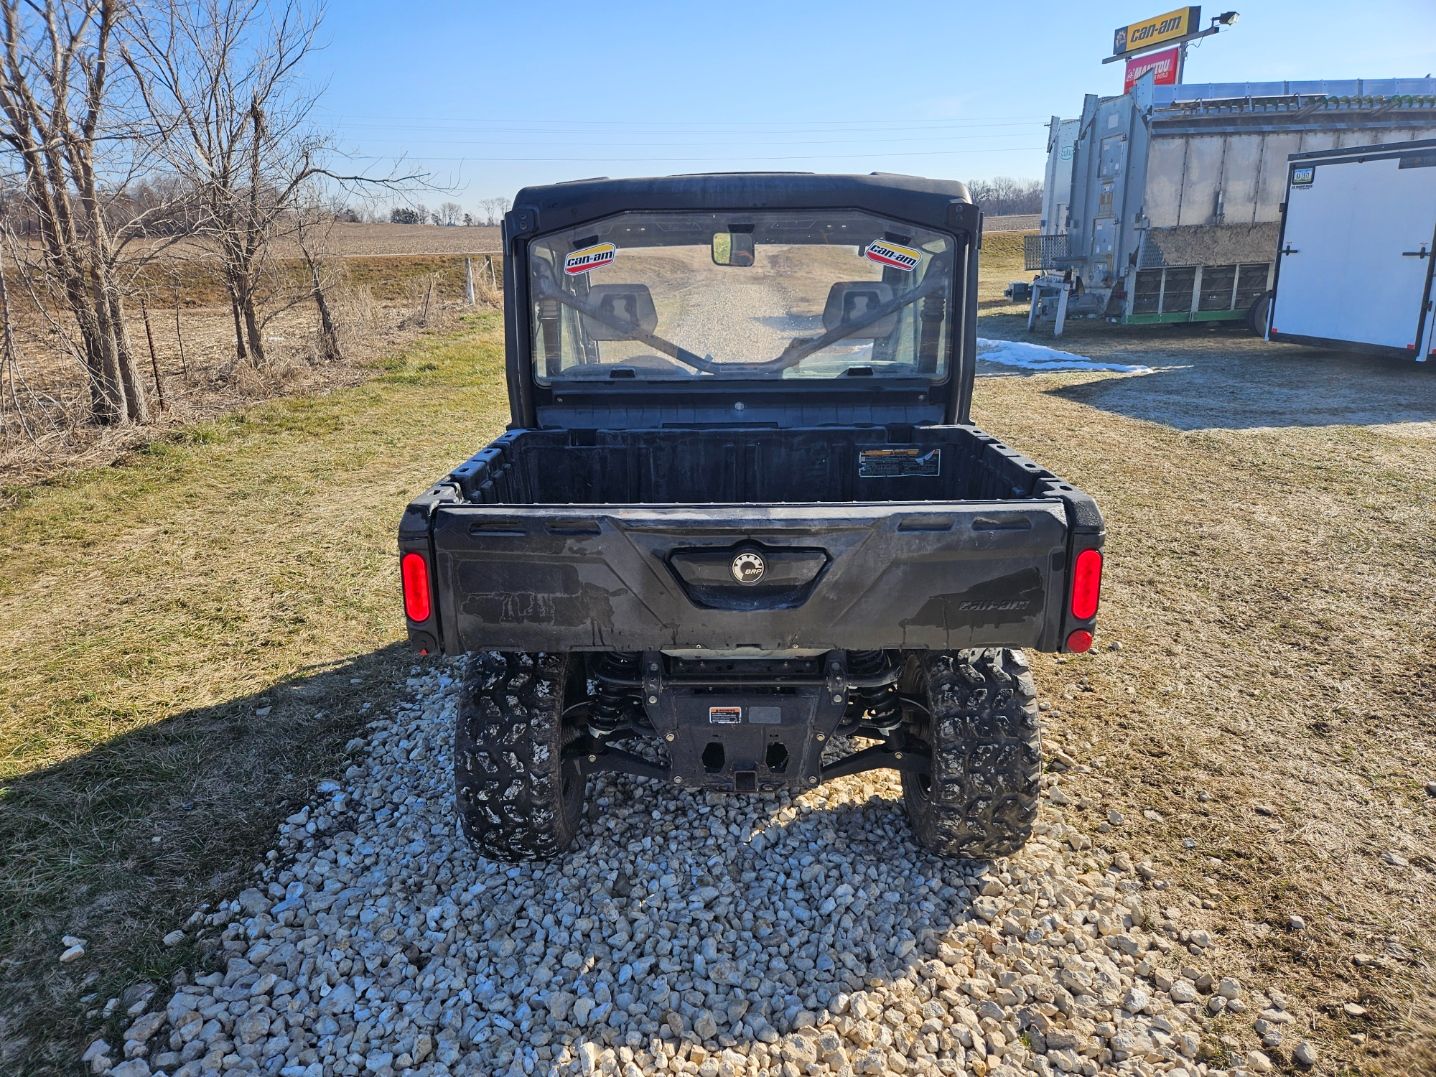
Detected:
left=590, top=651, right=641, bottom=733
left=848, top=649, right=901, bottom=729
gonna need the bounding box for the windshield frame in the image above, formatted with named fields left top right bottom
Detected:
left=525, top=208, right=960, bottom=386
left=498, top=174, right=984, bottom=430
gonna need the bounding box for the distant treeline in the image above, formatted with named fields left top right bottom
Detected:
left=965, top=177, right=1043, bottom=216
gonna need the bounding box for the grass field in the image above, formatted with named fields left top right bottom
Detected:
left=2, top=238, right=1435, bottom=1072
left=972, top=317, right=1436, bottom=1074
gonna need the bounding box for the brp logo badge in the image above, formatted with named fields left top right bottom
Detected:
left=730, top=551, right=766, bottom=585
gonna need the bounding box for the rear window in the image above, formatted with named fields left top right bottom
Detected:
left=528, top=210, right=955, bottom=383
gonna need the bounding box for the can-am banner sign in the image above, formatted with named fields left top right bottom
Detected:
left=1124, top=45, right=1182, bottom=92
left=1112, top=6, right=1200, bottom=57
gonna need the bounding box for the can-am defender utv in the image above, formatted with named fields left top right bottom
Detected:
left=398, top=173, right=1105, bottom=862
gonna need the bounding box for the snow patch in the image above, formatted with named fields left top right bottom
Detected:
left=977, top=338, right=1151, bottom=374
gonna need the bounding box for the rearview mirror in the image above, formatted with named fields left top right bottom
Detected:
left=711, top=231, right=755, bottom=267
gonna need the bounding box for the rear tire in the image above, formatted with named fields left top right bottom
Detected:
left=901, top=648, right=1041, bottom=860
left=454, top=651, right=587, bottom=862
left=1245, top=293, right=1271, bottom=336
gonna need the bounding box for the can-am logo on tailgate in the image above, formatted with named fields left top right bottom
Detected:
left=730, top=551, right=766, bottom=585
left=864, top=239, right=921, bottom=272
left=564, top=242, right=616, bottom=275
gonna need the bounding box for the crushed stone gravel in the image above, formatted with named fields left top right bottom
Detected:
left=92, top=660, right=1277, bottom=1076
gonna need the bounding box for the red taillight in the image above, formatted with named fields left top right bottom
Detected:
left=401, top=552, right=431, bottom=622
left=1070, top=548, right=1102, bottom=620
left=1066, top=629, right=1094, bottom=653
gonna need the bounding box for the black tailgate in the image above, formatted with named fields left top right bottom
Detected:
left=429, top=501, right=1071, bottom=653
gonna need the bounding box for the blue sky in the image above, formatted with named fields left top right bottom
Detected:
left=314, top=1, right=1436, bottom=208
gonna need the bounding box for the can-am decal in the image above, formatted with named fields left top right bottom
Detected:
left=864, top=239, right=921, bottom=272
left=564, top=242, right=617, bottom=275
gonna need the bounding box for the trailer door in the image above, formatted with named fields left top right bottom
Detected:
left=1270, top=155, right=1436, bottom=354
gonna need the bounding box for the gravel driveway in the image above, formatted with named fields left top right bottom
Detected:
left=86, top=662, right=1307, bottom=1076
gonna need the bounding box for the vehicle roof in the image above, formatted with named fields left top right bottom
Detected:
left=1286, top=136, right=1436, bottom=163
left=510, top=173, right=976, bottom=235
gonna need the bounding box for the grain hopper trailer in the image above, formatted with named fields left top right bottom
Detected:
left=1020, top=77, right=1436, bottom=335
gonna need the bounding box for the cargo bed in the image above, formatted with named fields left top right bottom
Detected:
left=448, top=424, right=1083, bottom=506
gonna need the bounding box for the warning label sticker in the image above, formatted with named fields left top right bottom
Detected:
left=858, top=447, right=941, bottom=478
left=863, top=239, right=922, bottom=272
left=564, top=242, right=617, bottom=275
left=708, top=706, right=742, bottom=724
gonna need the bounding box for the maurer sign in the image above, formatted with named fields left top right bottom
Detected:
left=1112, top=6, right=1200, bottom=57
left=1124, top=45, right=1182, bottom=92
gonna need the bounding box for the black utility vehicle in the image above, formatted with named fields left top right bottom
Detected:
left=399, top=174, right=1105, bottom=863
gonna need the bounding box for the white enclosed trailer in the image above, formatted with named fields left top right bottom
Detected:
left=1267, top=139, right=1436, bottom=361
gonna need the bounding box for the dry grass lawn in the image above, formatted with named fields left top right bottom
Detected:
left=0, top=314, right=508, bottom=1072
left=976, top=314, right=1436, bottom=1074
left=0, top=255, right=494, bottom=488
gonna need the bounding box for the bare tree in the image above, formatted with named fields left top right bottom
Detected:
left=0, top=0, right=151, bottom=424
left=478, top=196, right=510, bottom=226
left=292, top=198, right=341, bottom=363
left=130, top=0, right=418, bottom=368
left=436, top=200, right=462, bottom=227
left=0, top=216, right=36, bottom=444
left=128, top=0, right=303, bottom=367
left=967, top=176, right=1042, bottom=215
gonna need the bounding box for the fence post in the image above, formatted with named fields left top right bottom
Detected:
left=464, top=257, right=475, bottom=306
left=173, top=287, right=188, bottom=382
left=139, top=296, right=166, bottom=409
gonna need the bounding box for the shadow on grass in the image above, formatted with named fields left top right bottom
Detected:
left=1044, top=345, right=1436, bottom=430
left=972, top=314, right=1436, bottom=430
left=0, top=642, right=412, bottom=1076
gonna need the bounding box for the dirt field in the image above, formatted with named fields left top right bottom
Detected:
left=324, top=222, right=502, bottom=257
left=120, top=222, right=504, bottom=259
left=317, top=216, right=1034, bottom=256
left=984, top=213, right=1041, bottom=232
left=3, top=232, right=1435, bottom=1072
